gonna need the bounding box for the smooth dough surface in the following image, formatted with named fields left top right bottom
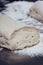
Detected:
left=0, top=13, right=25, bottom=40
left=29, top=1, right=43, bottom=23
left=0, top=13, right=40, bottom=50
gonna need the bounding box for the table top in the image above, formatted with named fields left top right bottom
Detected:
left=0, top=48, right=43, bottom=65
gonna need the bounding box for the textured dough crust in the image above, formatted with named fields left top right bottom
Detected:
left=10, top=26, right=40, bottom=50
left=29, top=1, right=43, bottom=23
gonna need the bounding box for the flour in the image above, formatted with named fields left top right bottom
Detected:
left=2, top=1, right=33, bottom=21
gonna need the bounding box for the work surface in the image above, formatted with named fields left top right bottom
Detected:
left=0, top=1, right=43, bottom=65
left=0, top=48, right=43, bottom=65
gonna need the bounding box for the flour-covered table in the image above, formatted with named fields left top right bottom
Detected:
left=0, top=1, right=43, bottom=65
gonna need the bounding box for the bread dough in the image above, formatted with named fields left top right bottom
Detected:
left=0, top=13, right=25, bottom=40
left=0, top=13, right=40, bottom=50
left=29, top=1, right=43, bottom=23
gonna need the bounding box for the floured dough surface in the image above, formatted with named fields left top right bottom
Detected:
left=29, top=1, right=43, bottom=23
left=0, top=13, right=40, bottom=50
left=10, top=26, right=40, bottom=50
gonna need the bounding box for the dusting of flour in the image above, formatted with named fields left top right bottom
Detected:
left=3, top=1, right=33, bottom=21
